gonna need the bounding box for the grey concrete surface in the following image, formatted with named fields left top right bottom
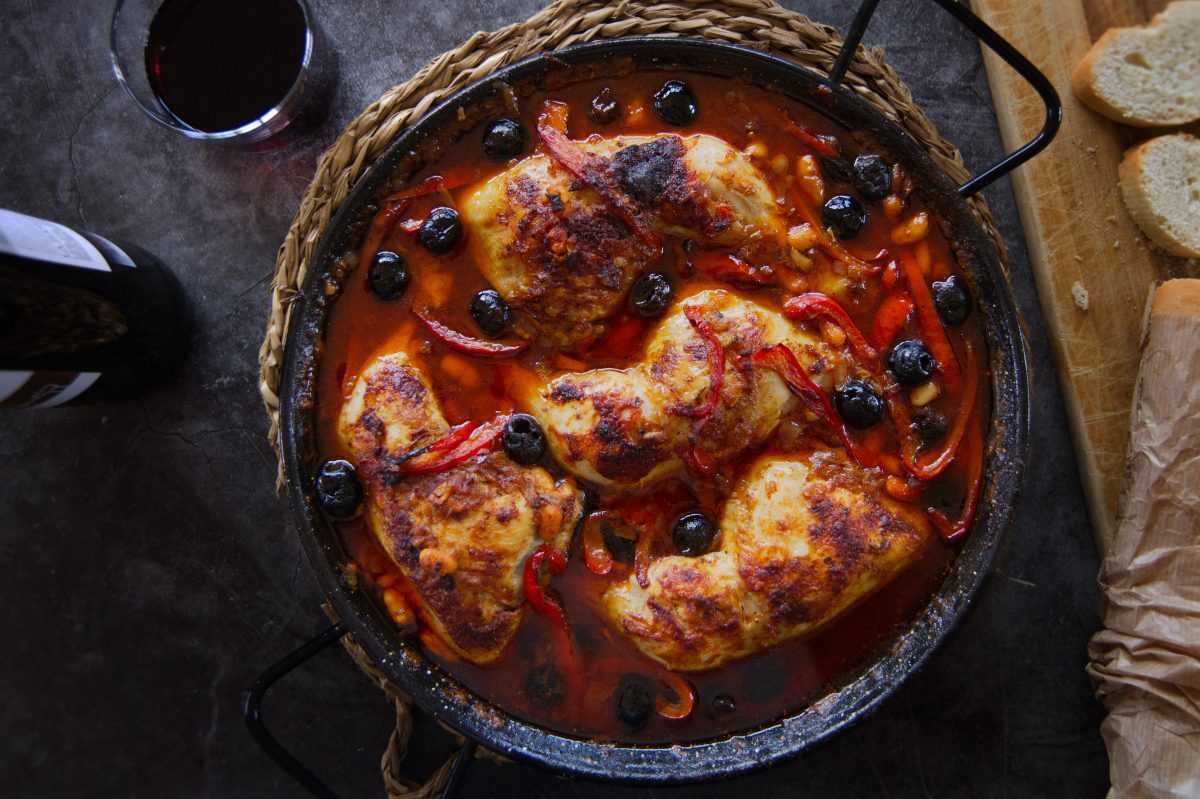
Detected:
left=0, top=0, right=1109, bottom=796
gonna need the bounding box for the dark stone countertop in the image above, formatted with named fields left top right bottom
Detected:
left=0, top=0, right=1109, bottom=796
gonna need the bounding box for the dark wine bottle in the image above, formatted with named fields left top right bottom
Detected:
left=0, top=209, right=193, bottom=409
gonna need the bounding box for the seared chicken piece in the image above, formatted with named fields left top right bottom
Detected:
left=460, top=154, right=657, bottom=346
left=458, top=133, right=784, bottom=345
left=602, top=447, right=933, bottom=671
left=338, top=352, right=583, bottom=666
left=530, top=289, right=820, bottom=489
left=587, top=134, right=785, bottom=246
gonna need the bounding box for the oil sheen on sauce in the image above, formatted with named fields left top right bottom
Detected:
left=317, top=72, right=983, bottom=743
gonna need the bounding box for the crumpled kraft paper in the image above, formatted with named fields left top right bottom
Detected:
left=1088, top=279, right=1200, bottom=799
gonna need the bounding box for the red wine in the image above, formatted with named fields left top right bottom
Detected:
left=145, top=0, right=308, bottom=132
left=0, top=210, right=193, bottom=409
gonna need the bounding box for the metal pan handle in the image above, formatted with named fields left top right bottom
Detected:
left=244, top=622, right=478, bottom=799
left=828, top=0, right=1061, bottom=198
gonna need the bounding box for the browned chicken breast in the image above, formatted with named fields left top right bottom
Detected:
left=338, top=352, right=583, bottom=666
left=460, top=154, right=657, bottom=346
left=530, top=289, right=824, bottom=489
left=601, top=447, right=934, bottom=671
left=586, top=133, right=785, bottom=246
left=458, top=133, right=784, bottom=346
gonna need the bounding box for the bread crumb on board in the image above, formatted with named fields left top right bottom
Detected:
left=1073, top=281, right=1090, bottom=310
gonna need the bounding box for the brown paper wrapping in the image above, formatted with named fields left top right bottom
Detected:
left=1088, top=279, right=1200, bottom=799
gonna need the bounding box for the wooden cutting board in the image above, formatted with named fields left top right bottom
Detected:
left=969, top=0, right=1200, bottom=558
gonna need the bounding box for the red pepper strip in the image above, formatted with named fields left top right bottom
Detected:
left=656, top=672, right=697, bottom=720
left=910, top=342, right=977, bottom=479
left=783, top=293, right=881, bottom=368
left=413, top=308, right=530, bottom=357
left=633, top=524, right=655, bottom=589
left=748, top=345, right=871, bottom=467
left=682, top=305, right=725, bottom=422
left=927, top=411, right=983, bottom=541
left=581, top=513, right=613, bottom=576
left=523, top=544, right=568, bottom=627
left=358, top=199, right=411, bottom=274
left=536, top=103, right=661, bottom=251
left=381, top=175, right=445, bottom=204
left=783, top=118, right=840, bottom=157
left=881, top=260, right=901, bottom=291
left=400, top=420, right=477, bottom=463
left=689, top=251, right=777, bottom=287
left=898, top=250, right=961, bottom=392
left=870, top=292, right=915, bottom=351
left=393, top=415, right=507, bottom=476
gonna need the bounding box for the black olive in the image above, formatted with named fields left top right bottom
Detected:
left=673, top=512, right=718, bottom=557
left=316, top=460, right=362, bottom=520
left=367, top=251, right=411, bottom=301
left=652, top=80, right=698, bottom=126
left=821, top=195, right=866, bottom=240
left=852, top=154, right=892, bottom=202
left=932, top=275, right=972, bottom=326
left=835, top=380, right=885, bottom=429
left=589, top=87, right=621, bottom=125
left=887, top=340, right=936, bottom=387
left=482, top=119, right=527, bottom=160
left=617, top=682, right=654, bottom=729
left=819, top=155, right=852, bottom=184
left=917, top=412, right=949, bottom=445
left=502, top=414, right=547, bottom=465
left=525, top=664, right=567, bottom=708
left=710, top=694, right=736, bottom=718
left=418, top=207, right=463, bottom=255
left=601, top=520, right=637, bottom=564
left=628, top=272, right=673, bottom=318
left=470, top=289, right=512, bottom=337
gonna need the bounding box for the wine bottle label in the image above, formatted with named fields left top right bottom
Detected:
left=0, top=209, right=132, bottom=271
left=0, top=370, right=101, bottom=409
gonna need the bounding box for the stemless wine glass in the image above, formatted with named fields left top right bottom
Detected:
left=109, top=0, right=337, bottom=152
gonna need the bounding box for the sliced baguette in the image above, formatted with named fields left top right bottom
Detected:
left=1071, top=1, right=1200, bottom=127
left=1118, top=133, right=1200, bottom=258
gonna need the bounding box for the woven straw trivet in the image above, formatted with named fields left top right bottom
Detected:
left=259, top=1, right=1012, bottom=795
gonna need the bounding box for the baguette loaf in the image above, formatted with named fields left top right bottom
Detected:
left=1071, top=1, right=1200, bottom=127
left=1118, top=133, right=1200, bottom=258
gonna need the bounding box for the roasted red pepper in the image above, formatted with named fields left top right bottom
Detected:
left=393, top=415, right=507, bottom=476
left=747, top=344, right=872, bottom=467
left=656, top=672, right=696, bottom=720
left=899, top=250, right=961, bottom=392
left=909, top=341, right=978, bottom=480
left=581, top=513, right=614, bottom=576
left=927, top=411, right=983, bottom=541
left=783, top=293, right=881, bottom=368
left=689, top=251, right=776, bottom=287
left=870, top=292, right=915, bottom=351
left=782, top=117, right=840, bottom=157
left=381, top=174, right=446, bottom=204
left=523, top=544, right=568, bottom=627
left=413, top=308, right=530, bottom=357
left=536, top=102, right=661, bottom=250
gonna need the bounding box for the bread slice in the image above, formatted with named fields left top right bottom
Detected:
left=1118, top=133, right=1200, bottom=257
left=1071, top=1, right=1200, bottom=127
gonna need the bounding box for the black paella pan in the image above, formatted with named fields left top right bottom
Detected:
left=251, top=0, right=1060, bottom=793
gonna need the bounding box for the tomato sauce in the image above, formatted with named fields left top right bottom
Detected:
left=316, top=71, right=988, bottom=743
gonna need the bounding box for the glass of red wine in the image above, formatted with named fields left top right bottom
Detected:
left=109, top=0, right=337, bottom=152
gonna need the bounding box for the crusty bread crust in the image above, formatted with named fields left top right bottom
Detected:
left=1153, top=279, right=1200, bottom=316
left=1118, top=133, right=1200, bottom=258
left=1071, top=1, right=1200, bottom=127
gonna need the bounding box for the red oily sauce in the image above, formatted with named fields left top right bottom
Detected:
left=316, top=71, right=989, bottom=743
